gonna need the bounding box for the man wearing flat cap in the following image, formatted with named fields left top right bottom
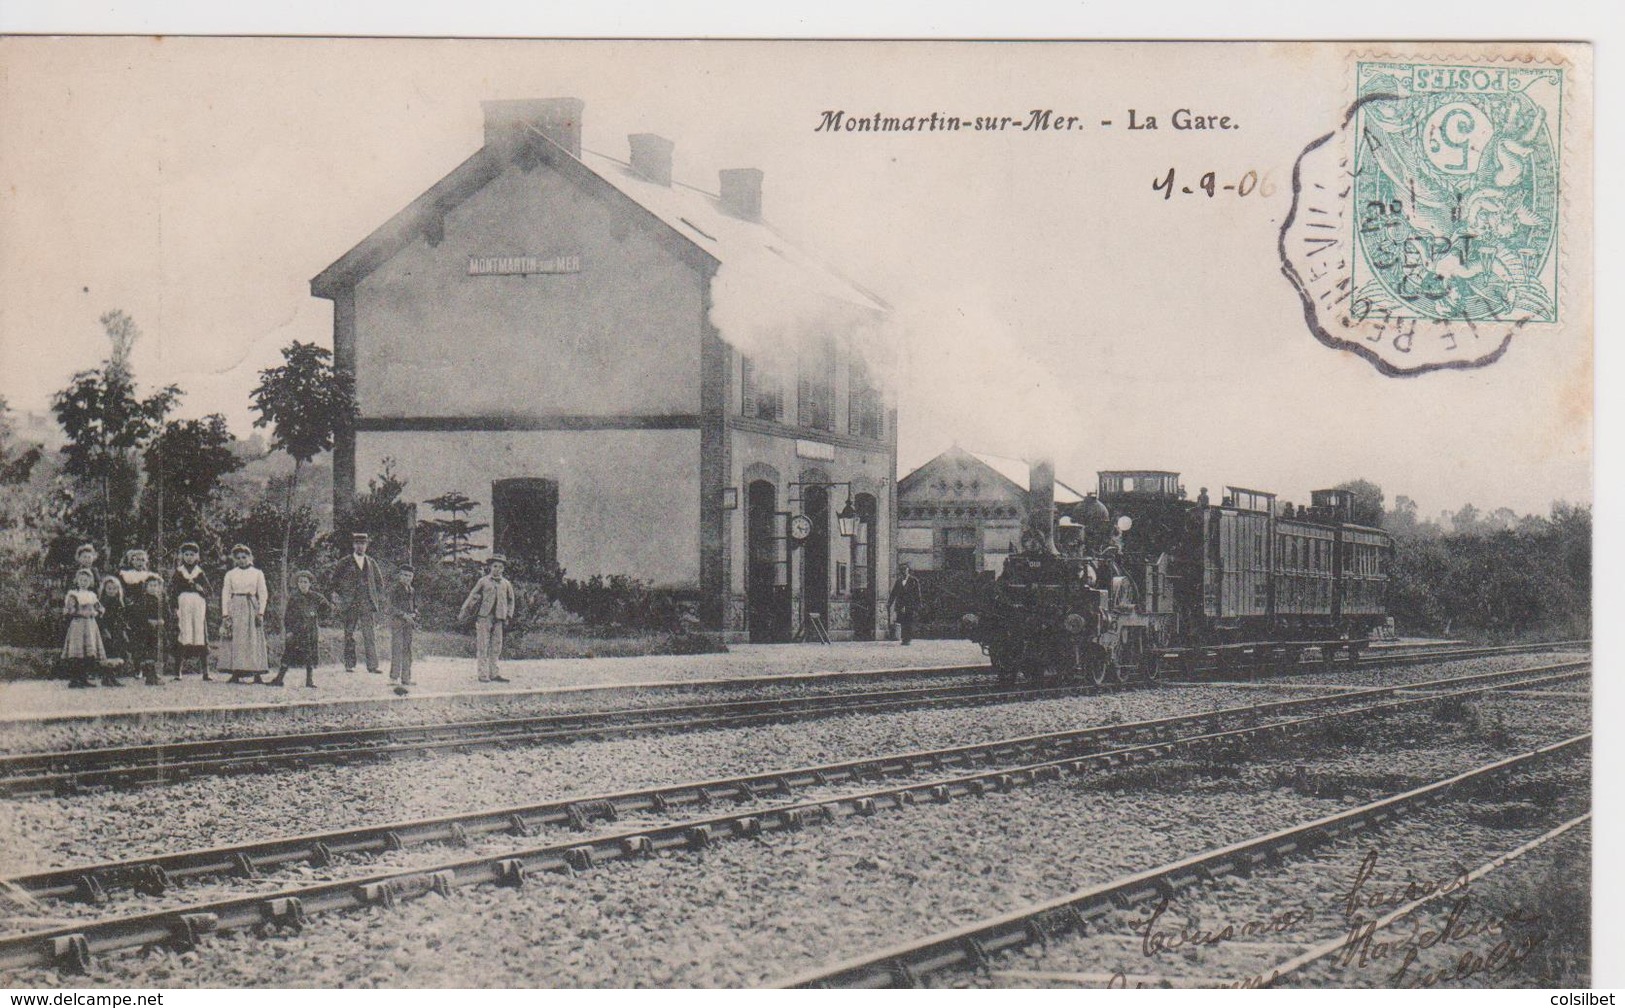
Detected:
left=458, top=554, right=516, bottom=683
left=328, top=531, right=385, bottom=674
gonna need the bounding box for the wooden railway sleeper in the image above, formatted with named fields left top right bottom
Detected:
left=620, top=836, right=654, bottom=859
left=132, top=863, right=171, bottom=897
left=887, top=959, right=922, bottom=988
left=853, top=797, right=877, bottom=817
left=565, top=846, right=595, bottom=872
left=308, top=841, right=334, bottom=868
left=74, top=874, right=108, bottom=905
left=685, top=825, right=714, bottom=850
left=734, top=815, right=763, bottom=837
left=51, top=933, right=92, bottom=975
left=495, top=858, right=527, bottom=888
left=265, top=896, right=306, bottom=933
left=962, top=935, right=993, bottom=973
left=169, top=912, right=220, bottom=952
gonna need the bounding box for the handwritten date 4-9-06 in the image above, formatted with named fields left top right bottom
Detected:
left=1153, top=167, right=1275, bottom=200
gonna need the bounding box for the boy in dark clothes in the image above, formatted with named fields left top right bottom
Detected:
left=127, top=575, right=167, bottom=686
left=274, top=570, right=326, bottom=687
left=387, top=566, right=417, bottom=694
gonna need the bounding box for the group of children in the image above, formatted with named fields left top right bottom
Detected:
left=58, top=540, right=515, bottom=695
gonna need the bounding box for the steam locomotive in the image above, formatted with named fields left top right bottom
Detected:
left=960, top=464, right=1393, bottom=683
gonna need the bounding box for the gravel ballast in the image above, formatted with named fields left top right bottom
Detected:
left=0, top=695, right=1588, bottom=988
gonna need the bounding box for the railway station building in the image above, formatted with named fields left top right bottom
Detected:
left=311, top=98, right=896, bottom=641
left=897, top=446, right=1089, bottom=574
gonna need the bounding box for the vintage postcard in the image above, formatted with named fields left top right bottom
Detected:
left=0, top=38, right=1594, bottom=990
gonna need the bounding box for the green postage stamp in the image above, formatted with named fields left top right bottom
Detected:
left=1282, top=53, right=1577, bottom=375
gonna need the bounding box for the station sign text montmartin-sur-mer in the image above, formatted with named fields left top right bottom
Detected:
left=468, top=254, right=583, bottom=276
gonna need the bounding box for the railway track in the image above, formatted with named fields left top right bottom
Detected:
left=0, top=641, right=1587, bottom=798
left=780, top=735, right=1590, bottom=988
left=0, top=658, right=1588, bottom=974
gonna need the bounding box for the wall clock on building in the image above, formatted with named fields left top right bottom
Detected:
left=789, top=514, right=814, bottom=541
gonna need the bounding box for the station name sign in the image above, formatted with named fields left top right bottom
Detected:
left=468, top=254, right=582, bottom=276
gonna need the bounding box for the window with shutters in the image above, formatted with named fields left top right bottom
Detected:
left=740, top=356, right=785, bottom=421
left=797, top=337, right=835, bottom=431
left=848, top=354, right=883, bottom=440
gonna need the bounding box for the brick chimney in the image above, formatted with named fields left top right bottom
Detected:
left=719, top=168, right=763, bottom=220
left=482, top=98, right=583, bottom=159
left=628, top=133, right=674, bottom=186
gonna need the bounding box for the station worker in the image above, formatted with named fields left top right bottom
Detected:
left=328, top=531, right=385, bottom=675
left=888, top=563, right=923, bottom=646
left=458, top=554, right=515, bottom=684
left=387, top=566, right=418, bottom=692
left=170, top=542, right=214, bottom=680
left=219, top=544, right=270, bottom=684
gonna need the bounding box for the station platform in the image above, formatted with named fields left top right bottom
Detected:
left=0, top=639, right=985, bottom=725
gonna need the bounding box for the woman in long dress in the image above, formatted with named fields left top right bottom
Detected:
left=219, top=544, right=269, bottom=684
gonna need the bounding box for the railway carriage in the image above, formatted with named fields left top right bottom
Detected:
left=962, top=465, right=1394, bottom=682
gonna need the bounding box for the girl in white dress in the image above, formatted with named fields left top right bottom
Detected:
left=61, top=569, right=105, bottom=688
left=220, top=544, right=270, bottom=684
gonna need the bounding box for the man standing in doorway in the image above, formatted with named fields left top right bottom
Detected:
left=888, top=563, right=923, bottom=646
left=329, top=531, right=385, bottom=674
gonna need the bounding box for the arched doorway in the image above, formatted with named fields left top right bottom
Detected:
left=850, top=493, right=878, bottom=640
left=801, top=485, right=830, bottom=638
left=746, top=480, right=789, bottom=642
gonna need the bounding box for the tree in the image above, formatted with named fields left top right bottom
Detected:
left=422, top=491, right=489, bottom=567
left=249, top=342, right=357, bottom=620
left=1332, top=478, right=1385, bottom=527
left=51, top=312, right=180, bottom=556
left=142, top=414, right=244, bottom=550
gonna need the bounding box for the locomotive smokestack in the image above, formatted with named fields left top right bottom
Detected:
left=1028, top=458, right=1056, bottom=552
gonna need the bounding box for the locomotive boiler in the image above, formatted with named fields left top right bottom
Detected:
left=960, top=462, right=1394, bottom=683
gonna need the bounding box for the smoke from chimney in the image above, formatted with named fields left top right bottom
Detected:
left=1028, top=458, right=1056, bottom=552
left=482, top=98, right=583, bottom=159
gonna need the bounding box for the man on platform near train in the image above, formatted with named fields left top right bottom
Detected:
left=329, top=531, right=385, bottom=675
left=459, top=554, right=516, bottom=684
left=888, top=563, right=923, bottom=646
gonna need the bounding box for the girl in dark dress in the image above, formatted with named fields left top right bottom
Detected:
left=273, top=569, right=326, bottom=687
left=97, top=575, right=129, bottom=687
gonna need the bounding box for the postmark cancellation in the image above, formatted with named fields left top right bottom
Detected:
left=1282, top=50, right=1583, bottom=375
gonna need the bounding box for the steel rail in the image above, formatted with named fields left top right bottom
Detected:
left=1161, top=638, right=1589, bottom=683
left=0, top=666, right=1589, bottom=974
left=779, top=735, right=1591, bottom=989
left=1259, top=812, right=1590, bottom=987
left=3, top=658, right=1587, bottom=904
left=1, top=641, right=1587, bottom=798
left=0, top=678, right=1092, bottom=797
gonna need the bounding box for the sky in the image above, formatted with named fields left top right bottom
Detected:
left=0, top=37, right=1592, bottom=518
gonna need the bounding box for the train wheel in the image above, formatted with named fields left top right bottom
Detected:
left=1049, top=639, right=1084, bottom=683
left=1107, top=643, right=1129, bottom=685
left=1082, top=643, right=1108, bottom=687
